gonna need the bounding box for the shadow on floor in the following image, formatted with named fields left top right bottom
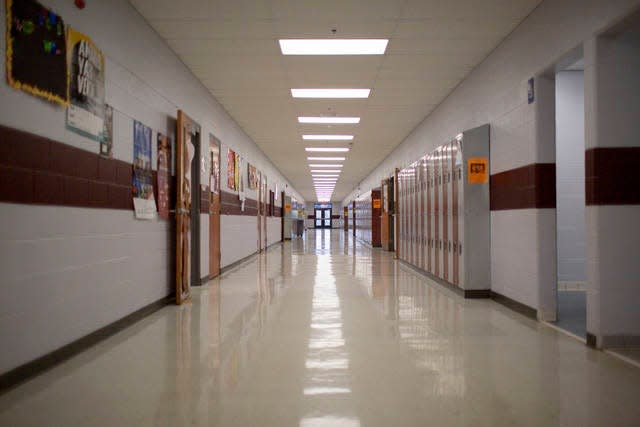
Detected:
left=554, top=290, right=586, bottom=338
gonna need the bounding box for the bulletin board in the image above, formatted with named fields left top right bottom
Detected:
left=5, top=0, right=68, bottom=105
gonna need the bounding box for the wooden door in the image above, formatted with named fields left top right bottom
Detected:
left=176, top=110, right=199, bottom=304
left=344, top=206, right=348, bottom=231
left=281, top=191, right=285, bottom=242
left=209, top=134, right=221, bottom=278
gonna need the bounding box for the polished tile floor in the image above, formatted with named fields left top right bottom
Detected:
left=1, top=229, right=640, bottom=426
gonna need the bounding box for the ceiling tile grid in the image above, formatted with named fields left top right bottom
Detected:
left=130, top=0, right=542, bottom=201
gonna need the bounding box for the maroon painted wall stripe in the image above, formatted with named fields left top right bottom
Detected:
left=490, top=163, right=556, bottom=210
left=0, top=125, right=134, bottom=210
left=586, top=147, right=640, bottom=205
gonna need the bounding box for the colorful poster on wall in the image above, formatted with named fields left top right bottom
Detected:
left=234, top=153, right=240, bottom=190
left=5, top=0, right=68, bottom=105
left=99, top=104, right=113, bottom=158
left=66, top=27, right=106, bottom=141
left=133, top=121, right=156, bottom=219
left=248, top=164, right=259, bottom=189
left=157, top=133, right=171, bottom=220
left=210, top=135, right=220, bottom=194
left=227, top=148, right=236, bottom=190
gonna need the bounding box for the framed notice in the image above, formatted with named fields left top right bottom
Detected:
left=6, top=0, right=68, bottom=105
left=227, top=148, right=236, bottom=190
left=66, top=28, right=106, bottom=141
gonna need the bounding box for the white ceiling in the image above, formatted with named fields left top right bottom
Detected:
left=130, top=0, right=542, bottom=202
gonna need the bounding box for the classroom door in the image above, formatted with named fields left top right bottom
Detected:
left=176, top=110, right=200, bottom=304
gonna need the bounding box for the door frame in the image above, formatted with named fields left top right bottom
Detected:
left=209, top=134, right=221, bottom=278
left=175, top=110, right=201, bottom=304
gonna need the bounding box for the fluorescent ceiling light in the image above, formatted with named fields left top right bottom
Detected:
left=309, top=164, right=343, bottom=168
left=298, top=117, right=360, bottom=124
left=303, top=135, right=354, bottom=141
left=307, top=157, right=346, bottom=161
left=311, top=169, right=341, bottom=173
left=305, top=147, right=349, bottom=153
left=291, top=89, right=370, bottom=99
left=312, top=174, right=339, bottom=177
left=280, top=39, right=388, bottom=55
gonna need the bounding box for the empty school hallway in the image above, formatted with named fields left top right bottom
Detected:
left=1, top=229, right=639, bottom=426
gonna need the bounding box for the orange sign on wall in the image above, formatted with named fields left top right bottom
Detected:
left=467, top=157, right=489, bottom=184
left=284, top=203, right=292, bottom=213
left=373, top=199, right=381, bottom=209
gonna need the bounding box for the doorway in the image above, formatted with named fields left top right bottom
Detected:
left=314, top=203, right=332, bottom=229
left=553, top=53, right=586, bottom=338
left=175, top=110, right=201, bottom=304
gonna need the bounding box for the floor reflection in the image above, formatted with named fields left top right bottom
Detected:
left=0, top=230, right=639, bottom=426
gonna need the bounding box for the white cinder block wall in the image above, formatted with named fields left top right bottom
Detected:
left=342, top=0, right=640, bottom=314
left=555, top=71, right=586, bottom=284
left=0, top=0, right=302, bottom=374
left=584, top=31, right=640, bottom=347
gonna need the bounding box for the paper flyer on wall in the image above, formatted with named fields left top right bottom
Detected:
left=239, top=156, right=246, bottom=211
left=227, top=148, right=236, bottom=190
left=133, top=121, right=156, bottom=220
left=66, top=27, right=106, bottom=142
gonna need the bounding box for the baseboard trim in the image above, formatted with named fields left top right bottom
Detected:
left=0, top=294, right=173, bottom=394
left=220, top=252, right=258, bottom=275
left=601, top=334, right=640, bottom=348
left=397, top=259, right=490, bottom=299
left=465, top=289, right=491, bottom=299
left=586, top=332, right=598, bottom=348
left=490, top=291, right=537, bottom=320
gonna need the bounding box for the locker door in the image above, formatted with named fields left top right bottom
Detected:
left=456, top=137, right=465, bottom=287
left=426, top=154, right=433, bottom=274
left=434, top=148, right=440, bottom=277
left=442, top=143, right=450, bottom=282
left=400, top=171, right=405, bottom=261
left=410, top=164, right=415, bottom=267
left=451, top=140, right=460, bottom=286
left=421, top=157, right=427, bottom=271
left=415, top=162, right=420, bottom=268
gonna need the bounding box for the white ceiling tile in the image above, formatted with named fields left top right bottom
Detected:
left=130, top=0, right=543, bottom=201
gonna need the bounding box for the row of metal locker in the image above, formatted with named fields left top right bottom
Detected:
left=397, top=135, right=466, bottom=287
left=396, top=124, right=491, bottom=292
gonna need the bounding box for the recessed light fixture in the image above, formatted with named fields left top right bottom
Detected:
left=279, top=39, right=388, bottom=55
left=303, top=135, right=354, bottom=141
left=309, top=164, right=343, bottom=168
left=305, top=147, right=350, bottom=153
left=298, top=117, right=360, bottom=124
left=291, top=89, right=370, bottom=99
left=310, top=169, right=341, bottom=173
left=307, top=157, right=346, bottom=161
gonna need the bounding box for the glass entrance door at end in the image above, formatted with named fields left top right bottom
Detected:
left=314, top=208, right=332, bottom=229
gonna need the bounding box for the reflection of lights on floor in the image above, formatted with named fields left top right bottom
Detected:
left=300, top=416, right=361, bottom=427
left=303, top=387, right=351, bottom=395
left=300, top=252, right=360, bottom=427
